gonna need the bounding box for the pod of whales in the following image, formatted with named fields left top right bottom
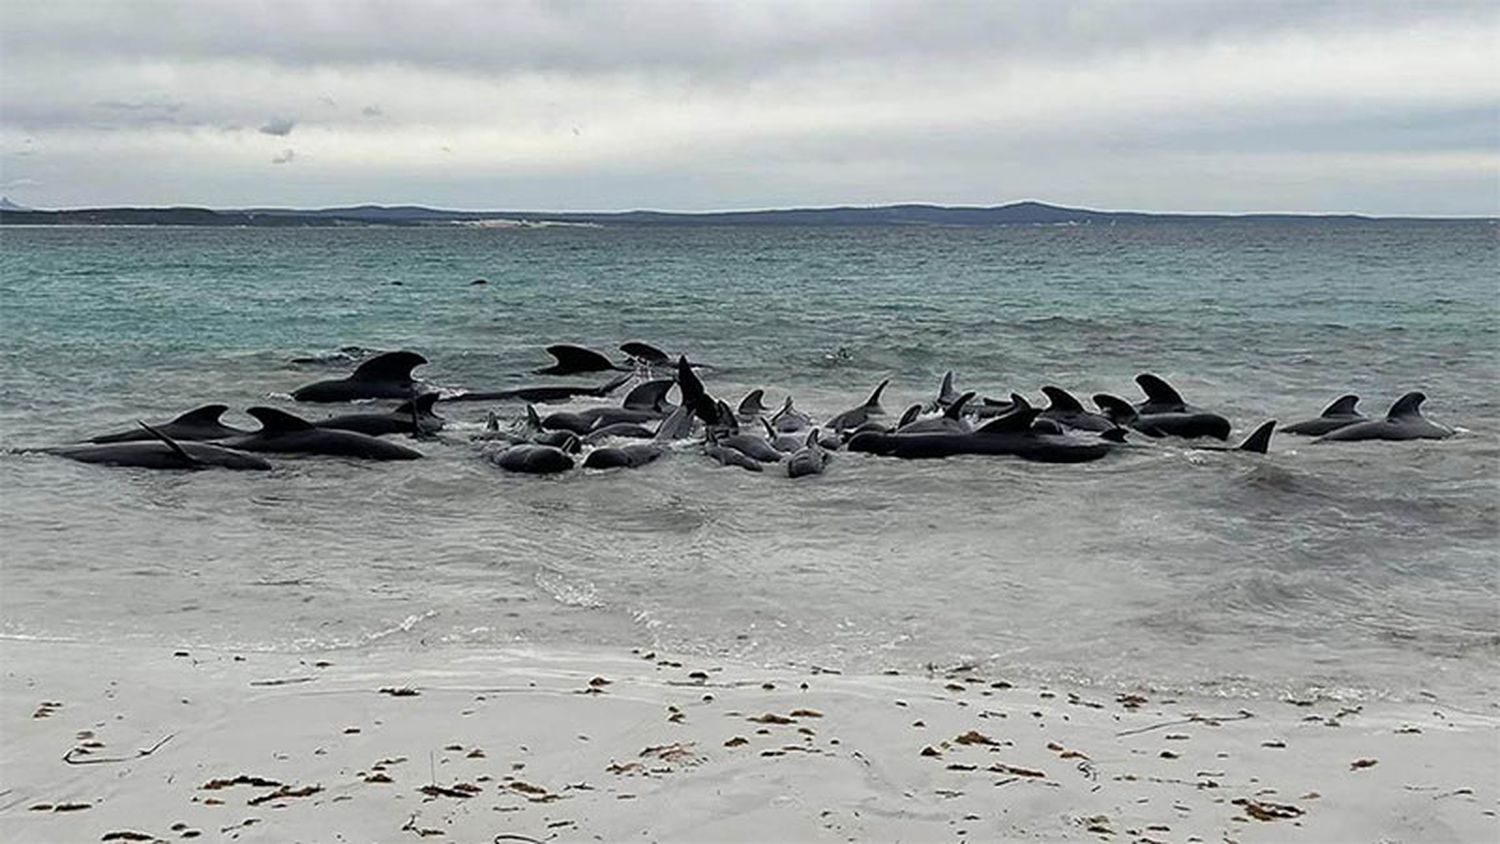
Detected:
left=19, top=339, right=1457, bottom=477
left=1317, top=392, right=1452, bottom=442
left=291, top=351, right=427, bottom=402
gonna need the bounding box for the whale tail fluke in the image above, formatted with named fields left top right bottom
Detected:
left=1236, top=420, right=1276, bottom=454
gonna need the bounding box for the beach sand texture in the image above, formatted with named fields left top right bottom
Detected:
left=3, top=639, right=1495, bottom=843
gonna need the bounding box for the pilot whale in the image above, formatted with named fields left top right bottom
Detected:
left=292, top=351, right=427, bottom=403
left=42, top=423, right=272, bottom=471
left=1317, top=392, right=1453, bottom=442
left=86, top=404, right=253, bottom=444
left=1282, top=395, right=1365, bottom=436
left=222, top=408, right=424, bottom=460
left=534, top=344, right=629, bottom=375
left=1094, top=374, right=1232, bottom=440
left=445, top=374, right=631, bottom=404
left=847, top=399, right=1116, bottom=464
left=317, top=393, right=444, bottom=437
left=826, top=379, right=890, bottom=433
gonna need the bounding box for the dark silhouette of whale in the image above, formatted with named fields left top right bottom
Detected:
left=1282, top=395, right=1365, bottom=436
left=1318, top=392, right=1453, bottom=442
left=786, top=429, right=831, bottom=478
left=1037, top=387, right=1117, bottom=433
left=535, top=344, right=627, bottom=375
left=847, top=400, right=1115, bottom=463
left=317, top=394, right=444, bottom=437
left=445, top=374, right=631, bottom=404
left=489, top=443, right=576, bottom=474
left=86, top=404, right=252, bottom=444
left=1093, top=374, right=1232, bottom=440
left=897, top=392, right=975, bottom=434
left=292, top=351, right=427, bottom=402
left=222, top=408, right=423, bottom=459
left=43, top=422, right=272, bottom=470
left=826, top=379, right=890, bottom=432
left=540, top=378, right=677, bottom=433
left=582, top=443, right=664, bottom=469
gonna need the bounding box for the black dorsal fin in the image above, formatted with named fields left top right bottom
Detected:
left=169, top=404, right=230, bottom=426
left=137, top=421, right=199, bottom=466
left=620, top=341, right=671, bottom=366
left=247, top=406, right=316, bottom=434
left=760, top=417, right=776, bottom=438
left=545, top=344, right=614, bottom=372
left=715, top=399, right=739, bottom=433
left=1009, top=393, right=1032, bottom=411
left=1321, top=394, right=1360, bottom=417
left=1100, top=428, right=1128, bottom=443
left=897, top=404, right=922, bottom=428
left=937, top=371, right=958, bottom=404
left=737, top=389, right=768, bottom=416
left=864, top=379, right=890, bottom=408
left=1386, top=391, right=1426, bottom=419
left=1237, top=420, right=1276, bottom=454
left=804, top=428, right=821, bottom=449
left=1092, top=393, right=1138, bottom=424
left=944, top=391, right=977, bottom=420
left=1041, top=386, right=1084, bottom=413
left=1135, top=373, right=1186, bottom=408
left=351, top=350, right=426, bottom=382
left=624, top=379, right=675, bottom=411
left=525, top=405, right=543, bottom=430
left=977, top=406, right=1041, bottom=434
left=771, top=395, right=794, bottom=421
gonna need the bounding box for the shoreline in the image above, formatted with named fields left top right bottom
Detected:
left=2, top=639, right=1495, bottom=842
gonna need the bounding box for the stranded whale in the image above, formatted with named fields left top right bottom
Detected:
left=1317, top=392, right=1453, bottom=442
left=292, top=351, right=427, bottom=403
left=223, top=408, right=424, bottom=460
left=86, top=404, right=252, bottom=444
left=1282, top=395, right=1366, bottom=436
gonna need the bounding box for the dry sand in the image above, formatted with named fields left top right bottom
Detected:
left=1, top=638, right=1495, bottom=843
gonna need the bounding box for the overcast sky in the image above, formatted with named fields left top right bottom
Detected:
left=1, top=1, right=1495, bottom=213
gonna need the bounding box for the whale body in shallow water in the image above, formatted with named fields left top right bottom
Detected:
left=489, top=443, right=576, bottom=474
left=292, top=351, right=427, bottom=403
left=85, top=404, right=253, bottom=444
left=1093, top=374, right=1231, bottom=440
left=826, top=379, right=890, bottom=433
left=43, top=423, right=272, bottom=471
left=1317, top=392, right=1452, bottom=442
left=848, top=402, right=1116, bottom=463
left=1282, top=395, right=1365, bottom=436
left=317, top=394, right=444, bottom=437
left=222, top=408, right=424, bottom=460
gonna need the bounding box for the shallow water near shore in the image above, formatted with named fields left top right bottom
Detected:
left=1, top=222, right=1496, bottom=707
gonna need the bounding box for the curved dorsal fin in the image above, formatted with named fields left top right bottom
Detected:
left=247, top=406, right=315, bottom=434
left=945, top=391, right=977, bottom=420
left=624, top=378, right=676, bottom=411
left=1009, top=393, right=1032, bottom=411
left=715, top=399, right=739, bottom=433
left=1386, top=391, right=1426, bottom=419
left=525, top=405, right=543, bottom=430
left=864, top=379, right=890, bottom=408
left=169, top=404, right=230, bottom=426
left=620, top=341, right=671, bottom=366
left=485, top=411, right=500, bottom=432
left=595, top=374, right=632, bottom=396
left=977, top=405, right=1041, bottom=434
left=771, top=395, right=795, bottom=421
left=544, top=344, right=614, bottom=372
left=1135, top=373, right=1186, bottom=408
left=1092, top=393, right=1137, bottom=424
left=760, top=417, right=776, bottom=438
left=1321, top=394, right=1360, bottom=417
left=937, top=371, right=958, bottom=404
left=137, top=421, right=199, bottom=466
left=1237, top=420, right=1276, bottom=454
left=804, top=428, right=821, bottom=448
left=897, top=404, right=922, bottom=428
left=1041, top=386, right=1084, bottom=413
left=737, top=389, right=768, bottom=416
left=351, top=350, right=426, bottom=382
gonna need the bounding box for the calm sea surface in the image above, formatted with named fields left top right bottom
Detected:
left=1, top=223, right=1496, bottom=705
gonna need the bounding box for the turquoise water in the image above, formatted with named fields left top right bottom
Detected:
left=1, top=223, right=1496, bottom=705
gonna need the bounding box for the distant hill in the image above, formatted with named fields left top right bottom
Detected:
left=0, top=200, right=1488, bottom=227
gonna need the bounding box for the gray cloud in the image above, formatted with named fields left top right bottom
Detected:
left=259, top=117, right=296, bottom=136
left=0, top=0, right=1494, bottom=213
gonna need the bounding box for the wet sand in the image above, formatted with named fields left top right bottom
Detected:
left=2, top=638, right=1495, bottom=843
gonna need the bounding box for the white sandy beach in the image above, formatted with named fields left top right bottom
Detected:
left=1, top=638, right=1495, bottom=843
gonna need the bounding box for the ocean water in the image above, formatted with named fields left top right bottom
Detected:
left=1, top=222, right=1496, bottom=706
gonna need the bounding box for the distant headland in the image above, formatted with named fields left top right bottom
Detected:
left=0, top=199, right=1489, bottom=227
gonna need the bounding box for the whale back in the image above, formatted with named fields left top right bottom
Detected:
left=977, top=395, right=1038, bottom=434
left=620, top=341, right=671, bottom=366
left=1041, top=386, right=1084, bottom=413
left=1135, top=373, right=1187, bottom=409
left=1321, top=394, right=1361, bottom=417
left=247, top=406, right=316, bottom=434
left=1387, top=391, right=1426, bottom=419
left=351, top=350, right=426, bottom=383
